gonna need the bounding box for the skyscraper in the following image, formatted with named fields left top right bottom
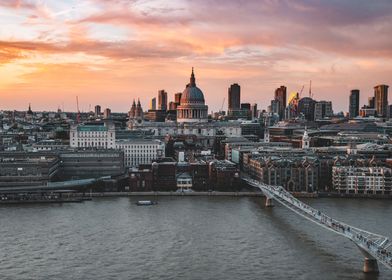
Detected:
left=150, top=97, right=156, bottom=110
left=274, top=86, right=287, bottom=120
left=94, top=105, right=101, bottom=117
left=374, top=84, right=389, bottom=117
left=228, top=83, right=241, bottom=114
left=174, top=93, right=182, bottom=105
left=314, top=101, right=333, bottom=120
left=349, top=89, right=360, bottom=118
left=158, top=90, right=168, bottom=111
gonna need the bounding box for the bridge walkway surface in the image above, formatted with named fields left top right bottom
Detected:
left=242, top=176, right=392, bottom=273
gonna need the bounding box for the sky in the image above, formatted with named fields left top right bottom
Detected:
left=0, top=0, right=391, bottom=113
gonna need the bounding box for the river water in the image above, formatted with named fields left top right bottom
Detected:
left=0, top=196, right=391, bottom=280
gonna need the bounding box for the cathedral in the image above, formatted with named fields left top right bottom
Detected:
left=176, top=68, right=208, bottom=123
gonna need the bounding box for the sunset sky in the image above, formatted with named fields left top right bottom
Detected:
left=0, top=0, right=391, bottom=113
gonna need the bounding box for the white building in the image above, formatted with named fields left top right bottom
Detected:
left=333, top=166, right=392, bottom=194
left=115, top=139, right=165, bottom=167
left=70, top=122, right=115, bottom=149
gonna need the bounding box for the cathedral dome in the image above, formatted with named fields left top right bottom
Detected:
left=180, top=68, right=205, bottom=105
left=181, top=86, right=205, bottom=104
left=176, top=68, right=208, bottom=123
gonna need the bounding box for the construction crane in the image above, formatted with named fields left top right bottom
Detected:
left=220, top=97, right=225, bottom=112
left=309, top=80, right=313, bottom=98
left=76, top=96, right=81, bottom=123
left=299, top=85, right=305, bottom=98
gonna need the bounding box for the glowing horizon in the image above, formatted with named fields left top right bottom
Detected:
left=1, top=0, right=391, bottom=113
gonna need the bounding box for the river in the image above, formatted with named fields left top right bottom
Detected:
left=0, top=196, right=391, bottom=280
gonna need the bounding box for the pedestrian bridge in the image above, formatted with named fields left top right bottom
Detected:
left=242, top=176, right=392, bottom=273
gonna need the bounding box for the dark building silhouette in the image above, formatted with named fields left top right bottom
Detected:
left=94, top=105, right=101, bottom=117
left=228, top=83, right=241, bottom=113
left=274, top=86, right=287, bottom=120
left=349, top=89, right=360, bottom=118
left=368, top=96, right=375, bottom=108
left=174, top=93, right=182, bottom=104
left=298, top=97, right=316, bottom=121
left=150, top=97, right=156, bottom=110
left=374, top=84, right=389, bottom=117
left=158, top=89, right=168, bottom=111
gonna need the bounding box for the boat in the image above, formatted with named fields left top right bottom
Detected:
left=136, top=200, right=157, bottom=206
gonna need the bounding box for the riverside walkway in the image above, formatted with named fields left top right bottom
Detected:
left=243, top=176, right=392, bottom=273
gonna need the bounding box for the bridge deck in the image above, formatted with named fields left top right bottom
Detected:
left=243, top=176, right=392, bottom=270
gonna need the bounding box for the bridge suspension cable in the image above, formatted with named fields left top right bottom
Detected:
left=242, top=176, right=392, bottom=273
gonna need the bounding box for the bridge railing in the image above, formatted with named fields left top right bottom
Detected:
left=242, top=176, right=392, bottom=269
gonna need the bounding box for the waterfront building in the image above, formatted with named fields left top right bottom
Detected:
left=70, top=122, right=116, bottom=149
left=349, top=89, right=360, bottom=118
left=0, top=152, right=60, bottom=188
left=58, top=150, right=125, bottom=180
left=245, top=152, right=319, bottom=192
left=374, top=84, right=389, bottom=117
left=333, top=164, right=391, bottom=195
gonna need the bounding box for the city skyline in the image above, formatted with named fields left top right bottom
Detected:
left=1, top=1, right=392, bottom=112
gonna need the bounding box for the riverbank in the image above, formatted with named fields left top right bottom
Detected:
left=78, top=191, right=392, bottom=199
left=77, top=191, right=320, bottom=198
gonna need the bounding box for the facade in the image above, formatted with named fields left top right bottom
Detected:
left=70, top=122, right=116, bottom=149
left=59, top=150, right=125, bottom=180
left=115, top=139, right=165, bottom=167
left=349, top=89, right=360, bottom=118
left=0, top=152, right=60, bottom=188
left=103, top=108, right=111, bottom=119
left=158, top=90, right=168, bottom=111
left=150, top=97, right=156, bottom=110
left=176, top=68, right=208, bottom=123
left=374, top=84, right=389, bottom=117
left=94, top=105, right=101, bottom=117
left=228, top=83, right=241, bottom=115
left=333, top=166, right=391, bottom=195
left=314, top=101, right=333, bottom=120
left=128, top=99, right=143, bottom=121
left=274, top=86, right=287, bottom=120
left=298, top=97, right=316, bottom=121
left=246, top=153, right=319, bottom=192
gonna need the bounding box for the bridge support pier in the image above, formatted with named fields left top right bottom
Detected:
left=265, top=197, right=274, bottom=207
left=363, top=258, right=379, bottom=273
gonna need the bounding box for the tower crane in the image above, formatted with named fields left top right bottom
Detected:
left=299, top=85, right=304, bottom=98
left=220, top=97, right=225, bottom=112
left=76, top=96, right=81, bottom=123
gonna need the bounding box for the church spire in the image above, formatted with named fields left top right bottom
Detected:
left=190, top=67, right=196, bottom=87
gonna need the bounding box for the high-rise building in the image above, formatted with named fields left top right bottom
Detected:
left=368, top=96, right=375, bottom=108
left=228, top=83, right=241, bottom=114
left=374, top=84, right=389, bottom=117
left=349, top=89, right=360, bottom=118
left=251, top=103, right=258, bottom=119
left=274, top=86, right=287, bottom=120
left=298, top=97, right=316, bottom=121
left=169, top=101, right=177, bottom=111
left=314, top=101, right=333, bottom=120
left=103, top=108, right=111, bottom=119
left=175, top=93, right=182, bottom=105
left=150, top=97, right=156, bottom=110
left=158, top=90, right=168, bottom=111
left=94, top=105, right=101, bottom=117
